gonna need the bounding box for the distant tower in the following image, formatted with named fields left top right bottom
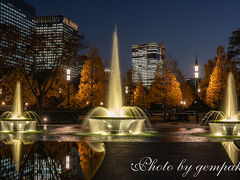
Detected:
left=194, top=56, right=201, bottom=93
left=194, top=56, right=199, bottom=79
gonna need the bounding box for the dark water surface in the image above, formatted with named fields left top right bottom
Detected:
left=0, top=124, right=239, bottom=179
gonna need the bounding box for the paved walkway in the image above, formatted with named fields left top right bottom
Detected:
left=94, top=142, right=240, bottom=180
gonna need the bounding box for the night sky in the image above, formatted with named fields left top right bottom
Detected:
left=26, top=0, right=240, bottom=77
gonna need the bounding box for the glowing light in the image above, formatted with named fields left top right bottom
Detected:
left=25, top=102, right=28, bottom=106
left=43, top=117, right=47, bottom=122
left=215, top=133, right=222, bottom=136
left=220, top=119, right=239, bottom=122
left=195, top=72, right=199, bottom=78
left=180, top=101, right=186, bottom=105
left=67, top=75, right=70, bottom=81
left=133, top=132, right=141, bottom=135
left=66, top=69, right=71, bottom=75
left=194, top=65, right=199, bottom=72
left=198, top=88, right=201, bottom=93
left=66, top=155, right=70, bottom=169
left=66, top=69, right=71, bottom=81
left=2, top=101, right=5, bottom=106
left=100, top=102, right=104, bottom=106
left=125, top=86, right=129, bottom=94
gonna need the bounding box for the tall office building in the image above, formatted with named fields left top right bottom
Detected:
left=0, top=0, right=36, bottom=72
left=36, top=15, right=80, bottom=77
left=132, top=42, right=165, bottom=87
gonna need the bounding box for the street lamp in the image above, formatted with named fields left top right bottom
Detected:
left=66, top=68, right=71, bottom=110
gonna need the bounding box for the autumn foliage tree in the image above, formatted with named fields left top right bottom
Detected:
left=206, top=46, right=229, bottom=108
left=176, top=69, right=194, bottom=108
left=133, top=77, right=149, bottom=109
left=77, top=48, right=106, bottom=108
left=0, top=23, right=86, bottom=114
left=0, top=68, right=78, bottom=110
left=198, top=59, right=215, bottom=101
left=149, top=58, right=182, bottom=119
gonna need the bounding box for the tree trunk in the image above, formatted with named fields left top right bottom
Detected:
left=37, top=96, right=43, bottom=120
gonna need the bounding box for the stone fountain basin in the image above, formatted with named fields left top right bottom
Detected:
left=88, top=117, right=146, bottom=134
left=0, top=119, right=37, bottom=132
left=209, top=121, right=240, bottom=136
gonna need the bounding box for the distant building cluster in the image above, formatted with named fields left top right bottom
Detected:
left=131, top=42, right=165, bottom=88
left=0, top=0, right=201, bottom=85
left=0, top=0, right=82, bottom=78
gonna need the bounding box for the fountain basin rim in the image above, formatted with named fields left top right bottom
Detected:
left=89, top=116, right=146, bottom=120
left=0, top=118, right=36, bottom=121
left=209, top=120, right=240, bottom=124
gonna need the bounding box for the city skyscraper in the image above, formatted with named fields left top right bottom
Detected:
left=0, top=0, right=36, bottom=72
left=131, top=42, right=165, bottom=87
left=36, top=15, right=81, bottom=77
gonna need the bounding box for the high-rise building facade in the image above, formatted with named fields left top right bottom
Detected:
left=0, top=0, right=36, bottom=72
left=36, top=15, right=80, bottom=77
left=132, top=42, right=165, bottom=87
left=0, top=0, right=36, bottom=33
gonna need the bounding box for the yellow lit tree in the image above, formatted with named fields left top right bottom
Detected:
left=198, top=59, right=215, bottom=101
left=176, top=69, right=194, bottom=108
left=133, top=76, right=149, bottom=109
left=149, top=59, right=182, bottom=119
left=76, top=48, right=106, bottom=108
left=206, top=46, right=228, bottom=108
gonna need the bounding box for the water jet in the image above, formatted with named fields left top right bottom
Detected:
left=83, top=26, right=151, bottom=135
left=204, top=72, right=240, bottom=136
left=0, top=81, right=40, bottom=132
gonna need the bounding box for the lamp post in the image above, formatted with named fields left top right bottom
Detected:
left=66, top=68, right=71, bottom=110
left=125, top=86, right=129, bottom=105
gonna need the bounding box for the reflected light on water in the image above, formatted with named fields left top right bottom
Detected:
left=222, top=142, right=240, bottom=165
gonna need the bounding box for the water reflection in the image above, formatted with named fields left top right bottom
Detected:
left=222, top=141, right=240, bottom=164
left=0, top=136, right=105, bottom=179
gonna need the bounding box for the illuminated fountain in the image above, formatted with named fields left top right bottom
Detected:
left=83, top=26, right=151, bottom=134
left=204, top=72, right=240, bottom=135
left=0, top=81, right=40, bottom=132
